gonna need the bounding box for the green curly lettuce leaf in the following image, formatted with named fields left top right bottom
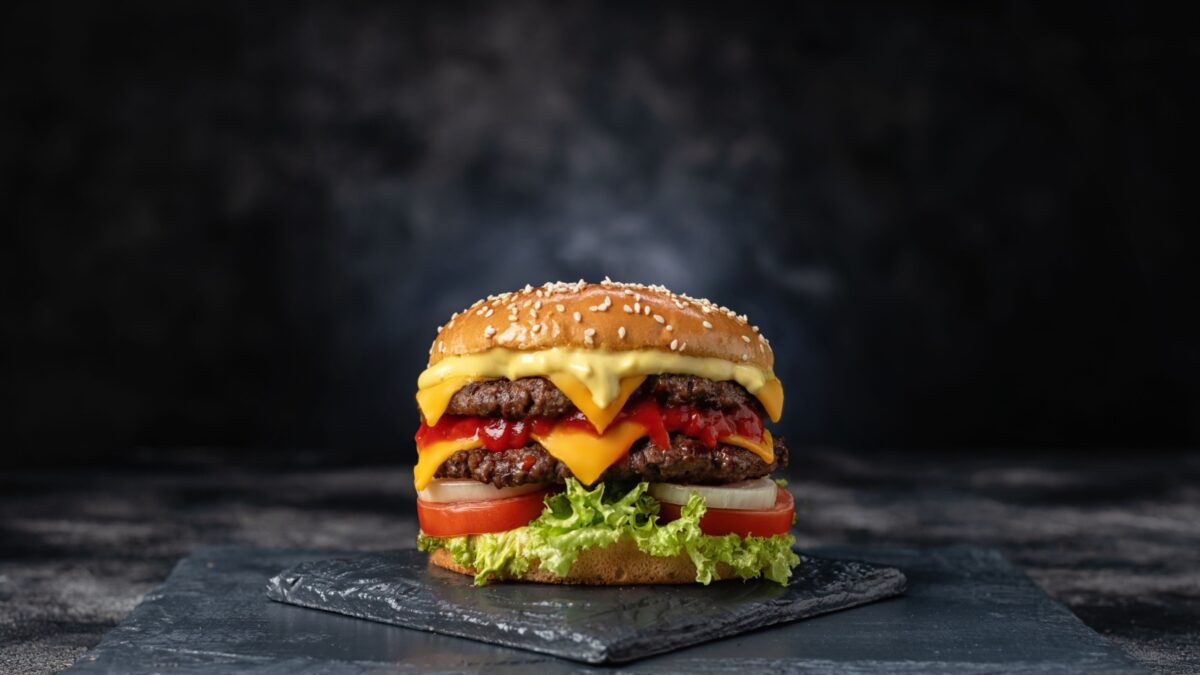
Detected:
left=417, top=479, right=800, bottom=586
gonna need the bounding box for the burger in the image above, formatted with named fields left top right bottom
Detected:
left=414, top=279, right=798, bottom=585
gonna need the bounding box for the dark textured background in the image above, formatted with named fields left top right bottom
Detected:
left=3, top=1, right=1198, bottom=461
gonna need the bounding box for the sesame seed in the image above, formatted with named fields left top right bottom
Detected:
left=680, top=342, right=687, bottom=352
left=741, top=353, right=749, bottom=361
left=644, top=306, right=651, bottom=315
left=534, top=300, right=542, bottom=310
left=507, top=315, right=518, bottom=322
left=665, top=324, right=673, bottom=332
left=483, top=325, right=496, bottom=338
left=532, top=323, right=542, bottom=333
left=623, top=304, right=633, bottom=313
left=588, top=305, right=597, bottom=311
left=485, top=308, right=494, bottom=317
left=529, top=308, right=537, bottom=318
left=436, top=325, right=443, bottom=334
left=573, top=311, right=582, bottom=322
left=556, top=304, right=565, bottom=312
left=584, top=328, right=596, bottom=337
left=447, top=319, right=455, bottom=328
left=670, top=339, right=678, bottom=350
left=702, top=320, right=713, bottom=329
left=618, top=326, right=626, bottom=339
left=633, top=302, right=641, bottom=313
left=701, top=306, right=712, bottom=314
left=654, top=314, right=665, bottom=324
left=741, top=335, right=751, bottom=343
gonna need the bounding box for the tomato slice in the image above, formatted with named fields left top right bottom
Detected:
left=417, top=490, right=549, bottom=537
left=657, top=486, right=794, bottom=537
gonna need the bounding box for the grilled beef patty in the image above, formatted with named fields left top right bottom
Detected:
left=433, top=434, right=788, bottom=487
left=443, top=374, right=763, bottom=419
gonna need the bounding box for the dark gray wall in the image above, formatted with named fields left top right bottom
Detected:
left=3, top=1, right=1197, bottom=460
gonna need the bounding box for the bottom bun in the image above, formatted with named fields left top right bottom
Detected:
left=428, top=537, right=736, bottom=585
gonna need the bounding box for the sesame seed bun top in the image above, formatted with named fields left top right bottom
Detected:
left=427, top=279, right=774, bottom=370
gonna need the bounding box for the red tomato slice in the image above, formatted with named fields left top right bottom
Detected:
left=417, top=490, right=549, bottom=537
left=657, top=486, right=794, bottom=537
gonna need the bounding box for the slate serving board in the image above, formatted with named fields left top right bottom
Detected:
left=264, top=549, right=906, bottom=663
left=65, top=545, right=1146, bottom=674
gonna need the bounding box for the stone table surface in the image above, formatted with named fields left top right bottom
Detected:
left=1, top=448, right=1198, bottom=674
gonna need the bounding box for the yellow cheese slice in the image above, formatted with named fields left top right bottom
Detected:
left=548, top=373, right=647, bottom=434
left=419, top=348, right=777, bottom=408
left=413, top=435, right=485, bottom=490
left=415, top=376, right=486, bottom=426
left=532, top=420, right=649, bottom=486
left=723, top=429, right=775, bottom=465
left=754, top=378, right=784, bottom=423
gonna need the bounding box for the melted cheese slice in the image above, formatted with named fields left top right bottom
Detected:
left=414, top=436, right=490, bottom=491
left=531, top=420, right=649, bottom=486
left=755, top=378, right=784, bottom=423
left=415, top=376, right=485, bottom=426
left=420, top=348, right=780, bottom=409
left=723, top=429, right=775, bottom=465
left=548, top=373, right=646, bottom=433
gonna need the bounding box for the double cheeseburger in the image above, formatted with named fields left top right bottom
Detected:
left=414, top=280, right=798, bottom=585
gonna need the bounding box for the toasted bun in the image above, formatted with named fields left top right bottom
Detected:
left=428, top=537, right=737, bottom=585
left=428, top=280, right=772, bottom=370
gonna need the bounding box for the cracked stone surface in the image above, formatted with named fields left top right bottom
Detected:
left=2, top=448, right=1198, bottom=673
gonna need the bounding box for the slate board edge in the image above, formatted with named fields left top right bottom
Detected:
left=265, top=550, right=909, bottom=665
left=605, top=561, right=909, bottom=663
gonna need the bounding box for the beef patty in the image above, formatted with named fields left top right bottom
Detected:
left=433, top=434, right=788, bottom=487
left=443, top=374, right=763, bottom=419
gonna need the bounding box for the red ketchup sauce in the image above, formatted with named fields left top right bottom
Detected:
left=415, top=397, right=765, bottom=452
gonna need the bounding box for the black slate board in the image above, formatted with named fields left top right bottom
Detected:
left=65, top=545, right=1146, bottom=674
left=264, top=549, right=906, bottom=663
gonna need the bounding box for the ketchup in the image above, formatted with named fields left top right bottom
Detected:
left=416, top=397, right=765, bottom=452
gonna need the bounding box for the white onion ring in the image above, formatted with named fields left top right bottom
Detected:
left=649, top=477, right=779, bottom=511
left=417, top=479, right=545, bottom=503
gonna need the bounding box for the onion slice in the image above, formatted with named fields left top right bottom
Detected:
left=649, top=477, right=779, bottom=511
left=417, top=479, right=546, bottom=503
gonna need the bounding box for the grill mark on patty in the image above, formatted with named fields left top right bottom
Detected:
left=432, top=434, right=788, bottom=488
left=442, top=374, right=764, bottom=420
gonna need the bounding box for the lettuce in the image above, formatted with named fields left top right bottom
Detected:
left=417, top=479, right=800, bottom=586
